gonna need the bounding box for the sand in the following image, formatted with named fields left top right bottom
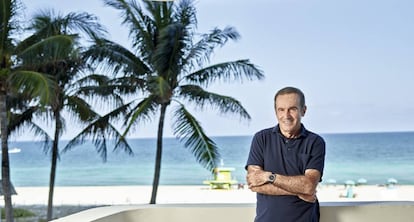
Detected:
left=11, top=184, right=414, bottom=206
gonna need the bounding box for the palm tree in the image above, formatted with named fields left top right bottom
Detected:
left=85, top=0, right=264, bottom=204
left=20, top=9, right=132, bottom=220
left=1, top=1, right=55, bottom=221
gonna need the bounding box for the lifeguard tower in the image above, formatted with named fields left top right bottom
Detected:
left=203, top=160, right=238, bottom=189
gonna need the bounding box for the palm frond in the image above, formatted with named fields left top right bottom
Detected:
left=179, top=84, right=251, bottom=120
left=184, top=59, right=264, bottom=87
left=153, top=23, right=186, bottom=79
left=73, top=74, right=126, bottom=107
left=9, top=117, right=52, bottom=153
left=144, top=0, right=173, bottom=27
left=8, top=105, right=36, bottom=134
left=172, top=104, right=219, bottom=171
left=107, top=76, right=147, bottom=95
left=8, top=70, right=56, bottom=106
left=7, top=98, right=53, bottom=153
left=123, top=96, right=158, bottom=136
left=104, top=0, right=157, bottom=58
left=184, top=26, right=240, bottom=69
left=65, top=95, right=98, bottom=122
left=26, top=122, right=53, bottom=153
left=173, top=0, right=197, bottom=31
left=29, top=9, right=107, bottom=41
left=84, top=37, right=150, bottom=76
left=17, top=34, right=76, bottom=65
left=63, top=104, right=134, bottom=161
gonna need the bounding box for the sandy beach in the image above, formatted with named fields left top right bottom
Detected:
left=11, top=184, right=414, bottom=206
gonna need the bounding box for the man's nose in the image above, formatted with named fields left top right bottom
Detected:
left=282, top=110, right=291, bottom=117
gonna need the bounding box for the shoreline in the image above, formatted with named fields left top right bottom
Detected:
left=11, top=184, right=414, bottom=206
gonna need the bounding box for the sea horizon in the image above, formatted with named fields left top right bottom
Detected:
left=6, top=131, right=414, bottom=187
left=11, top=129, right=414, bottom=142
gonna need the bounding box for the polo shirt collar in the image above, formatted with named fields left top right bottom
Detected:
left=272, top=124, right=308, bottom=139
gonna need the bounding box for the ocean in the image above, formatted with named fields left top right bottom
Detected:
left=6, top=131, right=414, bottom=187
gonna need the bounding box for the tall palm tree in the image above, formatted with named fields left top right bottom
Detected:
left=1, top=1, right=55, bottom=221
left=20, top=10, right=132, bottom=220
left=85, top=0, right=264, bottom=204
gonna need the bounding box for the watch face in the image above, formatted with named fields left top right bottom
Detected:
left=269, top=174, right=275, bottom=181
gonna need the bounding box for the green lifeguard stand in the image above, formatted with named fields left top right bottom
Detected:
left=203, top=167, right=238, bottom=189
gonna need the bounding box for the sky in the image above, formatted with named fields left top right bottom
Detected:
left=18, top=0, right=414, bottom=140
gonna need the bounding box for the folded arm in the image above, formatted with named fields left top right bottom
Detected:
left=246, top=165, right=320, bottom=202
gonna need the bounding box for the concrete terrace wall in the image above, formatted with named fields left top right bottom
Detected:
left=53, top=202, right=414, bottom=222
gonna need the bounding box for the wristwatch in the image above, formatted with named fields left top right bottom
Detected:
left=267, top=173, right=276, bottom=184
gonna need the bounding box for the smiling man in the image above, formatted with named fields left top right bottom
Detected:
left=246, top=86, right=326, bottom=222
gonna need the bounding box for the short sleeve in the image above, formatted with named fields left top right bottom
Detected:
left=245, top=132, right=265, bottom=170
left=306, top=136, right=326, bottom=181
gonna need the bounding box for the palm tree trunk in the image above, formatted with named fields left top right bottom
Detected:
left=150, top=104, right=168, bottom=204
left=47, top=113, right=61, bottom=221
left=0, top=90, right=14, bottom=222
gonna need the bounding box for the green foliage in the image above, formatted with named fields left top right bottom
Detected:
left=0, top=208, right=36, bottom=219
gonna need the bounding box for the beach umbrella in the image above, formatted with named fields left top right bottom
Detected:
left=357, top=178, right=368, bottom=185
left=326, top=179, right=337, bottom=184
left=344, top=180, right=355, bottom=186
left=387, top=178, right=398, bottom=184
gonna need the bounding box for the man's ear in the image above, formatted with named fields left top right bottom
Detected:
left=302, top=105, right=307, bottom=116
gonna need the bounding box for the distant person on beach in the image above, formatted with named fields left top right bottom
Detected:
left=246, top=86, right=326, bottom=222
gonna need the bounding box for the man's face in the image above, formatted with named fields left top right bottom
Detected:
left=275, top=93, right=306, bottom=136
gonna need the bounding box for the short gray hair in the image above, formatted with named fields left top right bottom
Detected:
left=274, top=86, right=306, bottom=108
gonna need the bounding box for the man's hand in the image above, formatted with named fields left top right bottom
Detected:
left=246, top=165, right=271, bottom=188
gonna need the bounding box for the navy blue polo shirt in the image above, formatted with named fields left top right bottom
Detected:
left=246, top=124, right=326, bottom=222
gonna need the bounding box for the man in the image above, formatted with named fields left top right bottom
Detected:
left=246, top=86, right=325, bottom=222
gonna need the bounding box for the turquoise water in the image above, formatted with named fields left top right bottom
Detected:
left=6, top=132, right=414, bottom=187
